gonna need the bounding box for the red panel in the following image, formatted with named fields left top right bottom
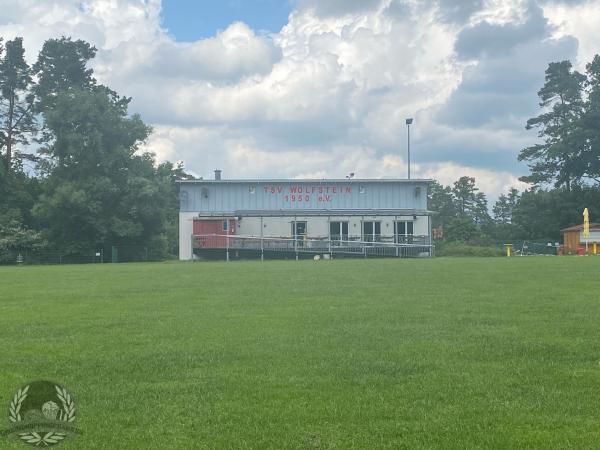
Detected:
left=193, top=219, right=235, bottom=249
left=194, top=220, right=221, bottom=235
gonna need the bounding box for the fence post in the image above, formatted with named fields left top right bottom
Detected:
left=260, top=236, right=264, bottom=261
left=260, top=216, right=264, bottom=261
left=226, top=228, right=230, bottom=262
left=111, top=246, right=118, bottom=263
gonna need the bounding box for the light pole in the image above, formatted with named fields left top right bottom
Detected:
left=406, top=118, right=413, bottom=179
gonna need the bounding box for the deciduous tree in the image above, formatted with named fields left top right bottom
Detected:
left=428, top=180, right=457, bottom=228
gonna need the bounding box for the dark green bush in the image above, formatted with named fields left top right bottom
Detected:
left=436, top=241, right=504, bottom=257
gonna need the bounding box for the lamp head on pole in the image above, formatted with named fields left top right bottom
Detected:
left=406, top=118, right=413, bottom=125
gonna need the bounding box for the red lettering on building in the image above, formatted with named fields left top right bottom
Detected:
left=266, top=185, right=352, bottom=203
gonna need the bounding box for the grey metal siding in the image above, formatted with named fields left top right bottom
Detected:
left=179, top=180, right=429, bottom=213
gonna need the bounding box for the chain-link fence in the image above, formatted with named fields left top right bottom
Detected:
left=432, top=239, right=564, bottom=257
left=0, top=245, right=168, bottom=266
left=502, top=240, right=560, bottom=256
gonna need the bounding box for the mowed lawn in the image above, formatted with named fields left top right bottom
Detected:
left=1, top=257, right=600, bottom=449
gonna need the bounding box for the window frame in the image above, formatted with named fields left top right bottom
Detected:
left=362, top=221, right=381, bottom=242
left=330, top=221, right=349, bottom=243
left=394, top=220, right=414, bottom=243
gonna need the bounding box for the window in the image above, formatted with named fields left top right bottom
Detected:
left=330, top=221, right=349, bottom=244
left=359, top=185, right=366, bottom=194
left=362, top=221, right=381, bottom=242
left=249, top=185, right=256, bottom=194
left=291, top=221, right=307, bottom=240
left=222, top=220, right=229, bottom=231
left=394, top=221, right=414, bottom=243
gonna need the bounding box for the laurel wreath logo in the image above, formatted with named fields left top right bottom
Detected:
left=9, top=385, right=28, bottom=423
left=8, top=383, right=75, bottom=447
left=55, top=386, right=75, bottom=423
left=15, top=431, right=66, bottom=446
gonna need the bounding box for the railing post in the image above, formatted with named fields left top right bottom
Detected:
left=260, top=236, right=264, bottom=261
left=226, top=227, right=230, bottom=262
left=190, top=234, right=194, bottom=262
left=327, top=215, right=332, bottom=257
left=260, top=216, right=264, bottom=261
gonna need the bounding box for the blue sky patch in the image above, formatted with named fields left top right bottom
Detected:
left=161, top=0, right=293, bottom=41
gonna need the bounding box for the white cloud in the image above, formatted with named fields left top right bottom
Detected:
left=1, top=0, right=598, bottom=200
left=421, top=161, right=529, bottom=199
left=543, top=0, right=600, bottom=68
left=470, top=0, right=531, bottom=25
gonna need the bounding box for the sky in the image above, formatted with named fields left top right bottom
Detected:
left=161, top=0, right=293, bottom=40
left=1, top=0, right=600, bottom=199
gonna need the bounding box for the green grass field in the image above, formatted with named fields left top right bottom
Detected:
left=1, top=257, right=600, bottom=449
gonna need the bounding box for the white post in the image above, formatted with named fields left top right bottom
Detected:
left=395, top=216, right=399, bottom=258
left=226, top=218, right=230, bottom=262
left=294, top=216, right=298, bottom=261
left=428, top=214, right=432, bottom=257
left=190, top=234, right=194, bottom=263
left=328, top=215, right=332, bottom=256
left=260, top=216, right=264, bottom=261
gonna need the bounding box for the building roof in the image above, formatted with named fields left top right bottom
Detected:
left=178, top=178, right=432, bottom=184
left=561, top=223, right=600, bottom=232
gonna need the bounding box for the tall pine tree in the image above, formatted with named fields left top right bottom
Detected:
left=0, top=37, right=36, bottom=171
left=519, top=61, right=586, bottom=190
left=583, top=55, right=600, bottom=183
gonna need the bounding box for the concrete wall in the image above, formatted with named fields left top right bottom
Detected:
left=179, top=212, right=196, bottom=260
left=180, top=214, right=430, bottom=260
left=236, top=215, right=429, bottom=238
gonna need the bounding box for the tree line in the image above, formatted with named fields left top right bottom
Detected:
left=0, top=36, right=192, bottom=260
left=1, top=35, right=599, bottom=259
left=430, top=55, right=600, bottom=246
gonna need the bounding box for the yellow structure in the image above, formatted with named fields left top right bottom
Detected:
left=583, top=208, right=590, bottom=238
left=504, top=244, right=513, bottom=257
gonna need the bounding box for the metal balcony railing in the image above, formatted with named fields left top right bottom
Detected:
left=192, top=234, right=434, bottom=260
